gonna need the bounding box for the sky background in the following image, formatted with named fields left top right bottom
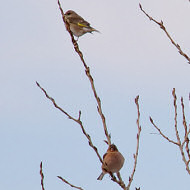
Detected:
left=1, top=0, right=190, bottom=189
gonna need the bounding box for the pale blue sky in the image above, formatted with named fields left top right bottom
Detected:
left=0, top=0, right=190, bottom=189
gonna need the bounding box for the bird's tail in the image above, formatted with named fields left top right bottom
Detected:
left=97, top=172, right=104, bottom=180
left=91, top=27, right=100, bottom=33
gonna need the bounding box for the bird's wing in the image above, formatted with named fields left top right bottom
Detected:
left=78, top=19, right=90, bottom=27
left=103, top=152, right=107, bottom=160
left=68, top=17, right=90, bottom=27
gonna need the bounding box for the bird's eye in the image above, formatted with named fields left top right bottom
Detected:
left=66, top=11, right=71, bottom=15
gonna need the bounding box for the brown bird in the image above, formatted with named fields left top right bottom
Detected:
left=64, top=10, right=99, bottom=38
left=97, top=144, right=125, bottom=180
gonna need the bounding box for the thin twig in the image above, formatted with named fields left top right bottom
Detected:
left=126, top=96, right=142, bottom=190
left=110, top=172, right=126, bottom=190
left=150, top=89, right=190, bottom=175
left=57, top=0, right=111, bottom=145
left=149, top=117, right=179, bottom=146
left=172, top=89, right=190, bottom=174
left=40, top=162, right=45, bottom=190
left=58, top=176, right=84, bottom=190
left=181, top=97, right=190, bottom=160
left=117, top=172, right=123, bottom=182
left=172, top=89, right=181, bottom=145
left=186, top=131, right=190, bottom=161
left=139, top=3, right=190, bottom=64
left=181, top=97, right=188, bottom=135
left=36, top=81, right=103, bottom=164
left=109, top=96, right=142, bottom=190
left=182, top=127, right=190, bottom=150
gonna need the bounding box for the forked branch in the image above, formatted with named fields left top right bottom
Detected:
left=37, top=2, right=143, bottom=189
left=36, top=81, right=103, bottom=164
left=149, top=117, right=179, bottom=146
left=150, top=88, right=190, bottom=175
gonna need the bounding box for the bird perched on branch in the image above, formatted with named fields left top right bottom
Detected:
left=64, top=10, right=99, bottom=39
left=97, top=144, right=125, bottom=180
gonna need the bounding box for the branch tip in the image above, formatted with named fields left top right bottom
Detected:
left=57, top=176, right=84, bottom=190
left=149, top=116, right=153, bottom=123
left=139, top=3, right=142, bottom=9
left=36, top=81, right=40, bottom=87
left=78, top=110, right=82, bottom=120
left=40, top=161, right=45, bottom=190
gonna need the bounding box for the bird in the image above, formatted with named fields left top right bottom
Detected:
left=97, top=144, right=125, bottom=180
left=64, top=10, right=99, bottom=39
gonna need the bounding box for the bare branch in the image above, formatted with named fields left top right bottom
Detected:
left=178, top=144, right=190, bottom=175
left=126, top=96, right=142, bottom=190
left=58, top=176, right=84, bottom=190
left=172, top=89, right=190, bottom=173
left=40, top=162, right=45, bottom=190
left=38, top=3, right=143, bottom=190
left=96, top=97, right=142, bottom=190
left=57, top=0, right=111, bottom=145
left=149, top=117, right=179, bottom=146
left=36, top=81, right=103, bottom=164
left=186, top=131, right=190, bottom=161
left=150, top=89, right=190, bottom=175
left=181, top=97, right=188, bottom=135
left=109, top=172, right=127, bottom=190
left=172, top=89, right=182, bottom=145
left=117, top=172, right=123, bottom=183
left=181, top=97, right=190, bottom=160
left=182, top=127, right=190, bottom=156
left=139, top=3, right=190, bottom=64
left=57, top=0, right=76, bottom=45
